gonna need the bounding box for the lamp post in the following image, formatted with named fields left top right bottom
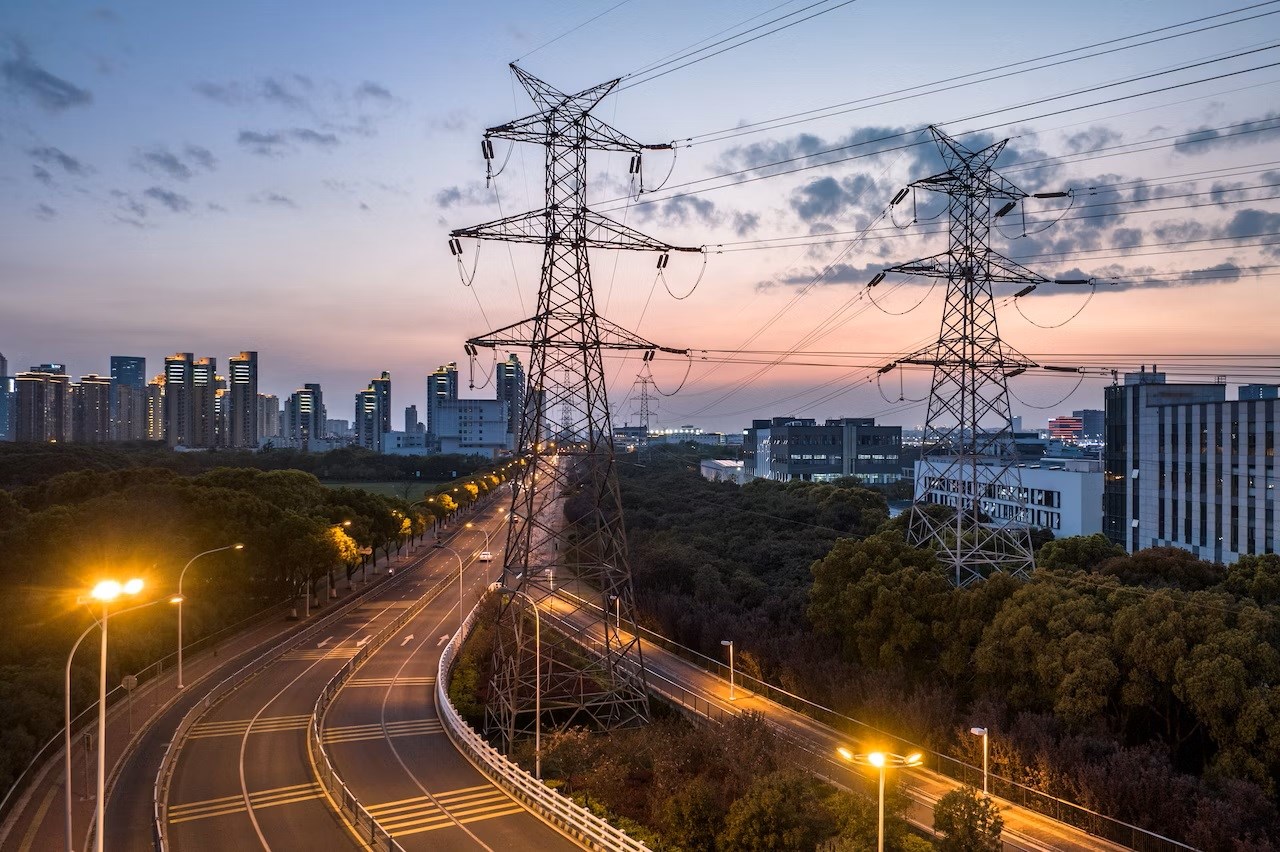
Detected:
left=436, top=543, right=466, bottom=635
left=970, top=726, right=989, bottom=794
left=836, top=748, right=922, bottom=852
left=607, top=595, right=620, bottom=634
left=176, top=544, right=243, bottom=690
left=489, top=583, right=540, bottom=780
left=86, top=579, right=145, bottom=852
left=720, top=639, right=735, bottom=700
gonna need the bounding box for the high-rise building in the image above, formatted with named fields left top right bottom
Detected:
left=1072, top=409, right=1104, bottom=441
left=72, top=374, right=112, bottom=442
left=426, top=362, right=458, bottom=437
left=405, top=404, right=423, bottom=434
left=14, top=366, right=71, bottom=442
left=1104, top=369, right=1278, bottom=562
left=228, top=351, right=259, bottom=448
left=496, top=354, right=525, bottom=442
left=145, top=375, right=165, bottom=441
left=285, top=384, right=324, bottom=449
left=164, top=353, right=194, bottom=447
left=192, top=357, right=218, bottom=447
left=1239, top=384, right=1280, bottom=401
left=257, top=393, right=280, bottom=440
left=0, top=352, right=11, bottom=441
left=1047, top=415, right=1084, bottom=441
left=354, top=371, right=391, bottom=452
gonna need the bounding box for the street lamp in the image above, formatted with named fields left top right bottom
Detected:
left=607, top=595, right=621, bottom=633
left=436, top=543, right=466, bottom=635
left=836, top=748, right=922, bottom=852
left=970, top=726, right=989, bottom=794
left=176, top=544, right=243, bottom=690
left=720, top=639, right=735, bottom=700
left=489, top=583, right=541, bottom=780
left=86, top=579, right=145, bottom=852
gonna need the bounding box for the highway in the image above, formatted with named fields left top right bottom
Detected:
left=536, top=583, right=1132, bottom=852
left=156, top=505, right=579, bottom=852
left=315, top=517, right=579, bottom=851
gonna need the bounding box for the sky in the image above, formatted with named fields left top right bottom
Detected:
left=2, top=0, right=1278, bottom=432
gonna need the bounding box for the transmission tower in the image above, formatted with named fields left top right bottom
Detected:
left=875, top=126, right=1065, bottom=586
left=451, top=65, right=697, bottom=748
left=632, top=366, right=657, bottom=438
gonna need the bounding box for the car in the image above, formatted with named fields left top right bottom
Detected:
left=479, top=551, right=493, bottom=562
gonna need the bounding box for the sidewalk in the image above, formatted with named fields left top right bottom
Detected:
left=0, top=539, right=433, bottom=852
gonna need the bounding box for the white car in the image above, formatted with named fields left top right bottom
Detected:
left=479, top=551, right=493, bottom=562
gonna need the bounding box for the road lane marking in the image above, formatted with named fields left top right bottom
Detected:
left=436, top=634, right=449, bottom=646
left=346, top=676, right=434, bottom=687
left=356, top=635, right=372, bottom=647
left=188, top=714, right=310, bottom=738
left=168, top=782, right=323, bottom=824
left=317, top=636, right=333, bottom=647
left=323, top=719, right=443, bottom=744
left=399, top=634, right=414, bottom=647
left=365, top=787, right=523, bottom=836
left=281, top=647, right=359, bottom=661
left=16, top=785, right=56, bottom=852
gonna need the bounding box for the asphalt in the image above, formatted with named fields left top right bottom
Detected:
left=318, top=514, right=580, bottom=852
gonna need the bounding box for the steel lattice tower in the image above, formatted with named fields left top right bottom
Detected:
left=451, top=65, right=696, bottom=748
left=877, top=126, right=1055, bottom=586
left=632, top=367, right=657, bottom=436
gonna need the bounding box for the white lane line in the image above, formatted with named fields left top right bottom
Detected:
left=317, top=636, right=333, bottom=648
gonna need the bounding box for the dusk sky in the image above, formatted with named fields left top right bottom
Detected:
left=3, top=0, right=1278, bottom=432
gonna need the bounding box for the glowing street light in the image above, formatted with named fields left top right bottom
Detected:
left=720, top=639, right=735, bottom=700
left=836, top=748, right=922, bottom=852
left=86, top=578, right=146, bottom=852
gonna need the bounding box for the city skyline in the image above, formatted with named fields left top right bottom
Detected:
left=3, top=0, right=1278, bottom=432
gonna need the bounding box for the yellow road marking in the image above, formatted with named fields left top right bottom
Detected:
left=16, top=785, right=56, bottom=852
left=168, top=782, right=323, bottom=823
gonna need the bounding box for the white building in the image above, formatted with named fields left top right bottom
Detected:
left=700, top=458, right=745, bottom=484
left=435, top=399, right=512, bottom=458
left=915, top=456, right=1103, bottom=538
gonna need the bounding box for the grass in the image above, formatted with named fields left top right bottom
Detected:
left=320, top=480, right=444, bottom=501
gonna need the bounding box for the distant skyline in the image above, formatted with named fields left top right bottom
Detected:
left=3, top=0, right=1278, bottom=432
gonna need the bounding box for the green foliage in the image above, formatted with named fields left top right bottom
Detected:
left=933, top=787, right=1003, bottom=851
left=718, top=770, right=836, bottom=851
left=1037, top=533, right=1125, bottom=572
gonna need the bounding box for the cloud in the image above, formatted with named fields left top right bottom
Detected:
left=143, top=186, right=192, bottom=213
left=29, top=146, right=90, bottom=175
left=764, top=260, right=886, bottom=290
left=32, top=165, right=53, bottom=186
left=1174, top=112, right=1280, bottom=155
left=261, top=75, right=311, bottom=109
left=645, top=195, right=717, bottom=227
left=355, top=81, right=392, bottom=102
left=1090, top=261, right=1248, bottom=291
left=2, top=47, right=92, bottom=112
left=196, top=75, right=312, bottom=110
left=433, top=182, right=488, bottom=208
left=110, top=189, right=147, bottom=218
left=1063, top=126, right=1122, bottom=154
left=238, top=127, right=339, bottom=155
left=789, top=173, right=877, bottom=223
left=133, top=148, right=192, bottom=180
left=34, top=203, right=57, bottom=220
left=731, top=211, right=759, bottom=237
left=428, top=109, right=471, bottom=133
left=252, top=192, right=297, bottom=208
left=184, top=145, right=216, bottom=170
left=1220, top=207, right=1280, bottom=240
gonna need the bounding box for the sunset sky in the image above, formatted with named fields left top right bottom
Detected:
left=3, top=0, right=1278, bottom=432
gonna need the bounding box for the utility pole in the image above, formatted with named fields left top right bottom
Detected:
left=451, top=65, right=697, bottom=748
left=874, top=126, right=1069, bottom=586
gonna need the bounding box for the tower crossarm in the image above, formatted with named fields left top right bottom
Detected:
left=467, top=314, right=688, bottom=354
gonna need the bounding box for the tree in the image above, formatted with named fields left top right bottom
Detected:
left=1037, top=533, right=1125, bottom=573
left=933, top=787, right=1003, bottom=850
left=718, top=770, right=836, bottom=851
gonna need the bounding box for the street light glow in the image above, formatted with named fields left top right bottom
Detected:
left=91, top=580, right=122, bottom=601
left=868, top=751, right=886, bottom=768
left=837, top=746, right=854, bottom=761
left=234, top=543, right=245, bottom=549
left=122, top=578, right=144, bottom=595
left=906, top=752, right=922, bottom=766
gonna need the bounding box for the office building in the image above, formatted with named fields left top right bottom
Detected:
left=916, top=456, right=1102, bottom=537
left=1048, top=415, right=1084, bottom=441
left=258, top=393, right=280, bottom=440
left=405, top=405, right=424, bottom=434
left=14, top=366, right=71, bottom=442
left=1239, top=384, right=1280, bottom=401
left=434, top=399, right=512, bottom=457
left=191, top=357, right=218, bottom=448
left=743, top=416, right=902, bottom=484
left=372, top=371, right=391, bottom=437
left=325, top=418, right=351, bottom=437
left=1105, top=369, right=1278, bottom=562
left=72, top=374, right=112, bottom=443
left=228, top=351, right=258, bottom=448
left=1072, top=409, right=1104, bottom=441
left=163, top=353, right=194, bottom=446
left=354, top=372, right=392, bottom=452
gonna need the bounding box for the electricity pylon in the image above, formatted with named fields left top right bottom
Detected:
left=450, top=65, right=696, bottom=749
left=875, top=126, right=1063, bottom=586
left=632, top=367, right=657, bottom=437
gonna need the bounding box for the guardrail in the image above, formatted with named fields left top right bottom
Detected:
left=555, top=591, right=1196, bottom=852
left=151, top=549, right=432, bottom=851
left=0, top=596, right=293, bottom=846
left=308, top=566, right=460, bottom=851
left=437, top=599, right=650, bottom=852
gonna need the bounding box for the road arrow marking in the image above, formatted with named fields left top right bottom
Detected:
left=400, top=634, right=415, bottom=647
left=357, top=635, right=372, bottom=648
left=437, top=634, right=450, bottom=647
left=317, top=636, right=333, bottom=648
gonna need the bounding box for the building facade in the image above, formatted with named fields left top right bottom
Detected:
left=426, top=362, right=459, bottom=439
left=228, top=351, right=258, bottom=449
left=1105, top=370, right=1278, bottom=562
left=495, top=354, right=524, bottom=441
left=743, top=416, right=902, bottom=484
left=285, top=384, right=325, bottom=449
left=72, top=374, right=112, bottom=442
left=14, top=365, right=70, bottom=442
